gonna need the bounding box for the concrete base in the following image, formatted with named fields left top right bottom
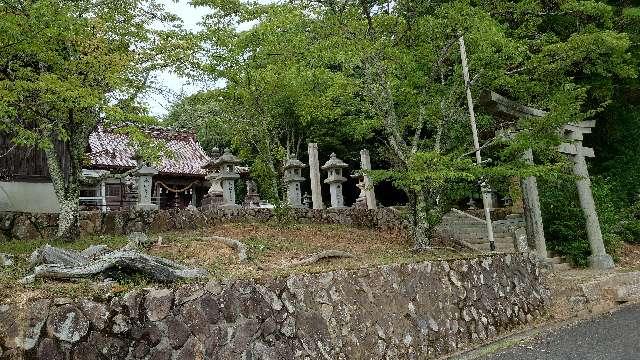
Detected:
left=536, top=256, right=555, bottom=270
left=219, top=204, right=241, bottom=209
left=588, top=254, right=615, bottom=270
left=135, top=204, right=159, bottom=211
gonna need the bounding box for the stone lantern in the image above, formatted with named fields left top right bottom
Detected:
left=201, top=148, right=223, bottom=209
left=215, top=148, right=241, bottom=208
left=283, top=154, right=307, bottom=207
left=134, top=163, right=159, bottom=211
left=322, top=153, right=348, bottom=208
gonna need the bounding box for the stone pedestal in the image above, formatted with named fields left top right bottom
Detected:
left=360, top=149, right=377, bottom=209
left=201, top=148, right=223, bottom=209
left=243, top=180, right=260, bottom=208
left=201, top=188, right=223, bottom=209
left=217, top=150, right=241, bottom=208
left=283, top=154, right=306, bottom=208
left=134, top=165, right=158, bottom=211
left=303, top=192, right=312, bottom=208
left=352, top=177, right=367, bottom=209
left=322, top=153, right=348, bottom=209
left=308, top=143, right=323, bottom=209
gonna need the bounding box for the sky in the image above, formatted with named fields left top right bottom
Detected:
left=145, top=0, right=210, bottom=117
left=146, top=0, right=262, bottom=117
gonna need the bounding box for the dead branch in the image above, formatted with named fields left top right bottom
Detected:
left=287, top=250, right=354, bottom=267
left=21, top=243, right=208, bottom=284
left=458, top=136, right=500, bottom=159
left=204, top=236, right=248, bottom=262
left=0, top=144, right=16, bottom=159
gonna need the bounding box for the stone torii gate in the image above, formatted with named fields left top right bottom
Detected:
left=481, top=92, right=613, bottom=269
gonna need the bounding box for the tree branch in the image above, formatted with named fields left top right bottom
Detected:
left=203, top=236, right=248, bottom=262
left=285, top=250, right=354, bottom=267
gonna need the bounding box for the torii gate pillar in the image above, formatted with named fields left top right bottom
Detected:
left=560, top=121, right=614, bottom=269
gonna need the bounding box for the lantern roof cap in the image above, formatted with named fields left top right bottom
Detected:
left=283, top=153, right=307, bottom=169
left=322, top=153, right=348, bottom=170
left=214, top=148, right=241, bottom=166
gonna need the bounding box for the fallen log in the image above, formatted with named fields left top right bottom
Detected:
left=29, top=245, right=88, bottom=268
left=287, top=250, right=354, bottom=267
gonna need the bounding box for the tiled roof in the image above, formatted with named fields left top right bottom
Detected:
left=88, top=126, right=211, bottom=176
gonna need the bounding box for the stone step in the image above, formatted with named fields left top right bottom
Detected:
left=440, top=222, right=486, bottom=227
left=441, top=210, right=521, bottom=253
left=443, top=225, right=511, bottom=231
left=460, top=237, right=514, bottom=245
left=465, top=242, right=515, bottom=252
left=445, top=229, right=514, bottom=236
left=440, top=218, right=485, bottom=223
left=451, top=232, right=513, bottom=239
left=443, top=226, right=515, bottom=233
left=552, top=263, right=572, bottom=271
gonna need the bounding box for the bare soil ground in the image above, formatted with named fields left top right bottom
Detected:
left=0, top=223, right=471, bottom=301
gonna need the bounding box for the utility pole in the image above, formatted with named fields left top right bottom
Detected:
left=459, top=35, right=496, bottom=251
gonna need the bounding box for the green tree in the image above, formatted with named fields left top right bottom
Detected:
left=189, top=0, right=636, bottom=249
left=0, top=0, right=182, bottom=240
left=473, top=0, right=639, bottom=258
left=169, top=2, right=365, bottom=200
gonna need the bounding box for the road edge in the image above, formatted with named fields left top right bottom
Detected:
left=441, top=302, right=638, bottom=360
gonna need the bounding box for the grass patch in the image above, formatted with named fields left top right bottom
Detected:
left=0, top=222, right=477, bottom=299
left=0, top=235, right=128, bottom=255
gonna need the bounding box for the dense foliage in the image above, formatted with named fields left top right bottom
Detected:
left=0, top=0, right=182, bottom=239
left=2, top=0, right=638, bottom=261
left=167, top=0, right=637, bottom=253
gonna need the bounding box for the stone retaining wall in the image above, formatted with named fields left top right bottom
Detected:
left=0, top=208, right=406, bottom=241
left=0, top=253, right=548, bottom=359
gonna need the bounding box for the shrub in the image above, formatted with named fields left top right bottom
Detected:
left=540, top=176, right=623, bottom=266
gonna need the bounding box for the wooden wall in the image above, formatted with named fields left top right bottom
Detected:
left=0, top=136, right=70, bottom=182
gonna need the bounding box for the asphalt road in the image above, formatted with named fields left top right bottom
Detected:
left=478, top=304, right=640, bottom=360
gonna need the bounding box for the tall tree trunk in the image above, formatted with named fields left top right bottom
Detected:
left=365, top=58, right=437, bottom=248
left=45, top=145, right=80, bottom=241
left=44, top=115, right=92, bottom=241
left=413, top=190, right=431, bottom=249
left=57, top=196, right=80, bottom=240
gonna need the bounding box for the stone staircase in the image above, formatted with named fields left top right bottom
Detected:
left=438, top=209, right=526, bottom=252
